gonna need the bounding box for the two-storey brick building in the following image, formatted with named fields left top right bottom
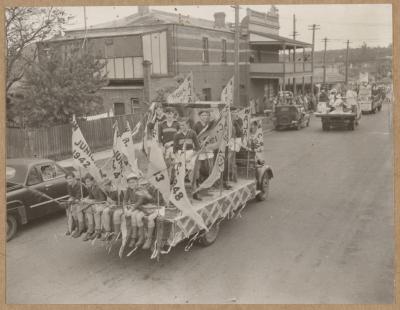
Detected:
left=43, top=6, right=312, bottom=115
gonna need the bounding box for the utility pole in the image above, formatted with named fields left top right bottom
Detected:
left=322, top=37, right=328, bottom=86
left=82, top=6, right=87, bottom=49
left=308, top=24, right=320, bottom=94
left=292, top=14, right=298, bottom=40
left=234, top=4, right=240, bottom=107
left=345, top=40, right=350, bottom=86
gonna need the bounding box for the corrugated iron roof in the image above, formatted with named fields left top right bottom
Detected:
left=249, top=31, right=311, bottom=47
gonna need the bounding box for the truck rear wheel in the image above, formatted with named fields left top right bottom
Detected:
left=198, top=222, right=220, bottom=247
left=7, top=214, right=18, bottom=241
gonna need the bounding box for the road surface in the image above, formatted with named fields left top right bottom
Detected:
left=6, top=104, right=394, bottom=304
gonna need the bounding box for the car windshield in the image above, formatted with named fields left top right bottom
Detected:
left=6, top=164, right=28, bottom=185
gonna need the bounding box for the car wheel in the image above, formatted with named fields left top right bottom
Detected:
left=7, top=214, right=18, bottom=241
left=256, top=172, right=270, bottom=201
left=198, top=222, right=220, bottom=247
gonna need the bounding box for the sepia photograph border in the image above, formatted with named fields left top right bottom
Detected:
left=0, top=0, right=398, bottom=309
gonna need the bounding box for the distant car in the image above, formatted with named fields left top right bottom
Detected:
left=6, top=158, right=73, bottom=241
left=273, top=105, right=310, bottom=130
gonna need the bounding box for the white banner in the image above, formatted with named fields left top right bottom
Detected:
left=237, top=107, right=251, bottom=147
left=120, top=121, right=141, bottom=175
left=221, top=76, right=234, bottom=106
left=169, top=153, right=207, bottom=230
left=194, top=108, right=229, bottom=193
left=146, top=141, right=171, bottom=205
left=108, top=124, right=129, bottom=191
left=71, top=115, right=104, bottom=181
left=167, top=72, right=194, bottom=104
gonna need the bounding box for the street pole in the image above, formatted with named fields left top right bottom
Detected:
left=82, top=7, right=87, bottom=50
left=308, top=24, right=320, bottom=95
left=234, top=4, right=240, bottom=107
left=323, top=37, right=328, bottom=86
left=345, top=40, right=350, bottom=86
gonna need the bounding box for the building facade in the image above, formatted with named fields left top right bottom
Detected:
left=44, top=6, right=312, bottom=115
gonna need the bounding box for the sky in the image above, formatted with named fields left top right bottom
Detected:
left=61, top=4, right=392, bottom=51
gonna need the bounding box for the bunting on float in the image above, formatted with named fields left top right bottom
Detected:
left=194, top=107, right=230, bottom=193
left=169, top=153, right=208, bottom=231
left=71, top=115, right=104, bottom=181
left=146, top=141, right=171, bottom=205
left=167, top=72, right=194, bottom=104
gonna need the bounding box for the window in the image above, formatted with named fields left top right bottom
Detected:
left=114, top=58, right=124, bottom=79
left=221, top=39, right=227, bottom=63
left=103, top=57, right=143, bottom=79
left=202, top=37, right=209, bottom=64
left=124, top=58, right=134, bottom=79
left=142, top=31, right=168, bottom=75
left=27, top=168, right=42, bottom=186
left=202, top=88, right=212, bottom=101
left=114, top=102, right=125, bottom=116
left=130, top=98, right=139, bottom=114
left=38, top=163, right=64, bottom=181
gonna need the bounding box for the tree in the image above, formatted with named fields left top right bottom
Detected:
left=8, top=46, right=108, bottom=128
left=6, top=7, right=71, bottom=94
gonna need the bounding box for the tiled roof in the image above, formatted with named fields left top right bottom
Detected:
left=66, top=8, right=232, bottom=33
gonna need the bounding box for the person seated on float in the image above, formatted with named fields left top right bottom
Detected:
left=173, top=117, right=201, bottom=200
left=81, top=174, right=107, bottom=241
left=65, top=171, right=88, bottom=238
left=131, top=182, right=160, bottom=250
left=123, top=173, right=155, bottom=249
left=332, top=93, right=348, bottom=112
left=158, top=107, right=180, bottom=163
left=100, top=178, right=124, bottom=241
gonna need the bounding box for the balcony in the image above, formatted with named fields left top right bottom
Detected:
left=249, top=62, right=313, bottom=79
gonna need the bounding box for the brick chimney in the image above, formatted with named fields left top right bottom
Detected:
left=138, top=6, right=149, bottom=16
left=214, top=12, right=226, bottom=28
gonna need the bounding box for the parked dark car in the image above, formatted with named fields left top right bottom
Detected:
left=273, top=105, right=310, bottom=130
left=6, top=158, right=72, bottom=241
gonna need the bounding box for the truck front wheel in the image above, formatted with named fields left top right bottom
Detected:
left=7, top=214, right=18, bottom=241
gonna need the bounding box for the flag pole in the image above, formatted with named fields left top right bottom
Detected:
left=79, top=166, right=84, bottom=199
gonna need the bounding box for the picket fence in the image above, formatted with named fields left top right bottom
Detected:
left=7, top=111, right=146, bottom=161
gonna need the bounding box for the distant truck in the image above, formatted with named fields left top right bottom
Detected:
left=359, top=84, right=382, bottom=114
